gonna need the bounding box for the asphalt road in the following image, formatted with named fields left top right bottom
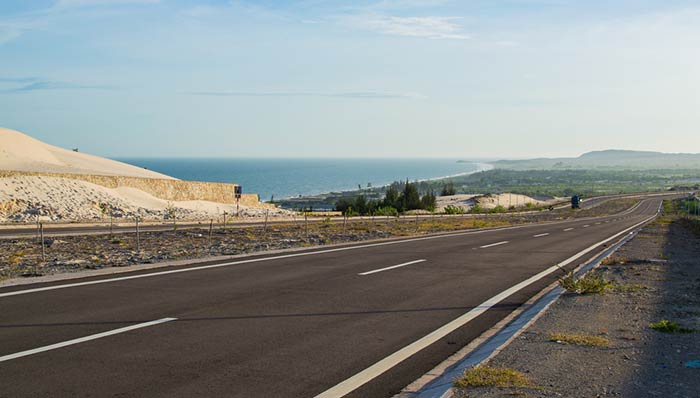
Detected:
left=0, top=197, right=663, bottom=398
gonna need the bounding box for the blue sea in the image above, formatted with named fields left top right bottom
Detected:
left=116, top=158, right=487, bottom=201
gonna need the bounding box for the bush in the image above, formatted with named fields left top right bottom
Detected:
left=375, top=206, right=398, bottom=216
left=559, top=271, right=611, bottom=294
left=444, top=205, right=466, bottom=215
left=469, top=204, right=484, bottom=214
left=649, top=320, right=695, bottom=333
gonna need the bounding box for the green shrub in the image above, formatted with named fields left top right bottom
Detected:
left=444, top=205, right=466, bottom=215
left=649, top=320, right=695, bottom=333
left=559, top=271, right=611, bottom=294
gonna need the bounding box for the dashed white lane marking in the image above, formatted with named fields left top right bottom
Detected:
left=583, top=225, right=590, bottom=228
left=563, top=228, right=574, bottom=232
left=314, top=211, right=660, bottom=398
left=533, top=233, right=550, bottom=238
left=358, top=259, right=427, bottom=276
left=0, top=318, right=177, bottom=363
left=595, top=222, right=602, bottom=225
left=480, top=241, right=509, bottom=249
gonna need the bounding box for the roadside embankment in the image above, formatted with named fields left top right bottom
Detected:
left=0, top=172, right=274, bottom=223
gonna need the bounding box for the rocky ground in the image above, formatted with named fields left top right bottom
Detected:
left=0, top=198, right=638, bottom=283
left=454, top=214, right=700, bottom=397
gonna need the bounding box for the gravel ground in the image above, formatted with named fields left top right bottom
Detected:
left=456, top=217, right=700, bottom=398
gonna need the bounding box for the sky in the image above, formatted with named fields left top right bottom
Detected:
left=1, top=0, right=699, bottom=158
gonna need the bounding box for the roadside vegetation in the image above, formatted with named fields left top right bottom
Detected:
left=453, top=366, right=538, bottom=393
left=559, top=271, right=612, bottom=294
left=334, top=180, right=436, bottom=216
left=649, top=320, right=696, bottom=334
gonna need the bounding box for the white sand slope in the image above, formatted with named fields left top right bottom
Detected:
left=0, top=128, right=174, bottom=179
left=436, top=193, right=562, bottom=212
left=0, top=175, right=292, bottom=222
left=0, top=128, right=290, bottom=222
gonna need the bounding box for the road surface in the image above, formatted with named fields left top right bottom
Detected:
left=0, top=197, right=663, bottom=397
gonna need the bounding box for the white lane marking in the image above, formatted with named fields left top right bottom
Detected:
left=313, top=212, right=659, bottom=398
left=358, top=259, right=426, bottom=276
left=0, top=199, right=655, bottom=299
left=596, top=222, right=602, bottom=225
left=563, top=228, right=574, bottom=232
left=480, top=241, right=509, bottom=249
left=0, top=222, right=583, bottom=299
left=0, top=318, right=177, bottom=363
left=533, top=233, right=550, bottom=238
left=583, top=225, right=590, bottom=228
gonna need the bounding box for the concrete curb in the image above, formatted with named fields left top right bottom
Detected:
left=395, top=222, right=649, bottom=398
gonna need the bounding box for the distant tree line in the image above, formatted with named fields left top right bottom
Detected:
left=335, top=180, right=436, bottom=216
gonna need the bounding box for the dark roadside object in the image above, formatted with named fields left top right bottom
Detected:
left=571, top=195, right=581, bottom=209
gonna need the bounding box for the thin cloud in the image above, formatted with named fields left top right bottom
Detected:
left=350, top=15, right=469, bottom=39
left=0, top=78, right=115, bottom=93
left=54, top=0, right=161, bottom=8
left=189, top=90, right=425, bottom=99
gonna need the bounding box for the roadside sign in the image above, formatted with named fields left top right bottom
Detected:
left=235, top=186, right=242, bottom=199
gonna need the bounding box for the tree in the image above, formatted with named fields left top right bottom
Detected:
left=383, top=184, right=400, bottom=209
left=441, top=182, right=456, bottom=196
left=354, top=195, right=369, bottom=215
left=399, top=180, right=421, bottom=211
left=421, top=191, right=436, bottom=212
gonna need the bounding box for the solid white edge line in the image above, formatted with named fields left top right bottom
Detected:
left=0, top=199, right=659, bottom=299
left=0, top=317, right=177, bottom=363
left=358, top=260, right=427, bottom=276
left=533, top=233, right=549, bottom=238
left=0, top=225, right=541, bottom=298
left=480, top=241, right=509, bottom=249
left=0, top=219, right=588, bottom=299
left=313, top=211, right=659, bottom=398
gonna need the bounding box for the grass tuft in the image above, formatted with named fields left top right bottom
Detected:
left=559, top=271, right=611, bottom=294
left=649, top=320, right=695, bottom=334
left=453, top=366, right=537, bottom=391
left=549, top=333, right=610, bottom=347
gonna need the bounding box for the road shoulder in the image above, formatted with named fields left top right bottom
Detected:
left=451, top=217, right=700, bottom=397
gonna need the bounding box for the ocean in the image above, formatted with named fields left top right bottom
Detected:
left=116, top=158, right=487, bottom=201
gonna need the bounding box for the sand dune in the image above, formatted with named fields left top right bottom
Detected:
left=0, top=175, right=291, bottom=222
left=0, top=128, right=288, bottom=222
left=0, top=128, right=173, bottom=179
left=436, top=193, right=561, bottom=212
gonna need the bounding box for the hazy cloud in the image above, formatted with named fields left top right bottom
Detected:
left=349, top=15, right=469, bottom=39
left=190, top=90, right=425, bottom=99
left=54, top=0, right=161, bottom=8
left=0, top=77, right=114, bottom=93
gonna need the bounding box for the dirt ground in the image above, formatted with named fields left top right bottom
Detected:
left=456, top=217, right=700, bottom=397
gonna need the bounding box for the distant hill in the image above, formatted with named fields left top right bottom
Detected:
left=489, top=150, right=700, bottom=170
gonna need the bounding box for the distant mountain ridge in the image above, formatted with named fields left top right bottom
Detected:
left=489, top=149, right=700, bottom=170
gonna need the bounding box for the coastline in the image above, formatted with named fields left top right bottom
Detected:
left=274, top=161, right=494, bottom=210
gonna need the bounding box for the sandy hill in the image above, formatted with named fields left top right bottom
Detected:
left=0, top=128, right=174, bottom=179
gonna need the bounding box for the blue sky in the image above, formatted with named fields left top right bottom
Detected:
left=1, top=0, right=699, bottom=158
